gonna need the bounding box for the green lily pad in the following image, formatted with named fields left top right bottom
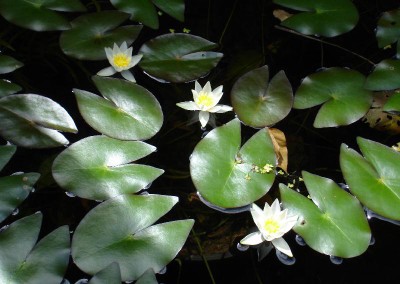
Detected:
left=383, top=91, right=400, bottom=113
left=72, top=194, right=194, bottom=282
left=139, top=33, right=223, bottom=83
left=294, top=68, right=372, bottom=128
left=60, top=11, right=142, bottom=60
left=110, top=0, right=184, bottom=29
left=376, top=9, right=400, bottom=58
left=280, top=171, right=371, bottom=258
left=0, top=55, right=23, bottom=74
left=0, top=0, right=85, bottom=31
left=136, top=269, right=158, bottom=284
left=273, top=0, right=359, bottom=37
left=0, top=79, right=22, bottom=97
left=0, top=172, right=40, bottom=223
left=0, top=213, right=70, bottom=283
left=52, top=135, right=163, bottom=201
left=190, top=118, right=276, bottom=208
left=231, top=65, right=293, bottom=128
left=0, top=144, right=16, bottom=171
left=0, top=94, right=77, bottom=148
left=340, top=137, right=400, bottom=220
left=74, top=76, right=163, bottom=141
left=88, top=262, right=121, bottom=284
left=364, top=59, right=400, bottom=91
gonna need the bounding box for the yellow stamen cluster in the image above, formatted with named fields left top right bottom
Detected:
left=196, top=92, right=214, bottom=108
left=112, top=53, right=131, bottom=68
left=264, top=219, right=280, bottom=234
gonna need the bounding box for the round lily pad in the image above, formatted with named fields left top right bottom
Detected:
left=60, top=11, right=142, bottom=60
left=231, top=65, right=293, bottom=128
left=376, top=9, right=400, bottom=58
left=190, top=118, right=276, bottom=208
left=365, top=59, right=400, bottom=91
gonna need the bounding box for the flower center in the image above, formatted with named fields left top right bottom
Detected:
left=196, top=91, right=214, bottom=108
left=112, top=53, right=131, bottom=69
left=264, top=219, right=280, bottom=234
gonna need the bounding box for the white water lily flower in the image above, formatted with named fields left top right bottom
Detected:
left=240, top=199, right=298, bottom=257
left=97, top=42, right=143, bottom=83
left=176, top=81, right=233, bottom=128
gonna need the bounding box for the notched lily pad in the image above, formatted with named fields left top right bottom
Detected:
left=365, top=59, right=400, bottom=91
left=139, top=33, right=223, bottom=83
left=376, top=9, right=400, bottom=58
left=60, top=11, right=142, bottom=60
left=0, top=55, right=23, bottom=74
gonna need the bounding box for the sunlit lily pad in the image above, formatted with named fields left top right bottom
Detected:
left=364, top=59, right=400, bottom=91
left=0, top=94, right=77, bottom=148
left=376, top=9, right=400, bottom=58
left=0, top=0, right=85, bottom=31
left=190, top=118, right=276, bottom=208
left=74, top=76, right=163, bottom=141
left=273, top=0, right=359, bottom=37
left=139, top=33, right=223, bottom=83
left=340, top=137, right=400, bottom=220
left=88, top=262, right=121, bottom=284
left=72, top=194, right=194, bottom=282
left=294, top=68, right=372, bottom=127
left=0, top=79, right=22, bottom=97
left=0, top=55, right=23, bottom=74
left=52, top=135, right=163, bottom=201
left=136, top=269, right=158, bottom=284
left=280, top=171, right=371, bottom=258
left=0, top=213, right=70, bottom=283
left=110, top=0, right=184, bottom=29
left=231, top=65, right=293, bottom=128
left=383, top=91, right=400, bottom=113
left=60, top=11, right=142, bottom=60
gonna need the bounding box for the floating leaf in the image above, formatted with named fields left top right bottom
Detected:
left=365, top=59, right=400, bottom=91
left=0, top=55, right=23, bottom=74
left=280, top=171, right=371, bottom=258
left=136, top=269, right=158, bottom=284
left=231, top=65, right=293, bottom=128
left=0, top=213, right=70, bottom=283
left=72, top=194, right=194, bottom=282
left=0, top=172, right=40, bottom=223
left=60, top=11, right=142, bottom=60
left=0, top=79, right=22, bottom=97
left=190, top=119, right=276, bottom=208
left=294, top=68, right=372, bottom=128
left=0, top=144, right=16, bottom=171
left=376, top=9, right=400, bottom=58
left=0, top=0, right=85, bottom=31
left=139, top=33, right=223, bottom=83
left=52, top=135, right=163, bottom=201
left=383, top=91, right=400, bottom=113
left=74, top=76, right=163, bottom=141
left=340, top=137, right=400, bottom=220
left=0, top=94, right=77, bottom=148
left=273, top=0, right=359, bottom=37
left=88, top=262, right=121, bottom=284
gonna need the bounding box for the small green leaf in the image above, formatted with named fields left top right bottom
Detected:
left=88, top=262, right=121, bottom=284
left=0, top=94, right=77, bottom=148
left=294, top=68, right=372, bottom=127
left=0, top=144, right=16, bottom=171
left=340, top=138, right=400, bottom=220
left=72, top=194, right=194, bottom=282
left=52, top=135, right=163, bottom=201
left=0, top=0, right=85, bottom=31
left=74, top=76, right=163, bottom=141
left=139, top=33, right=223, bottom=83
left=0, top=55, right=23, bottom=74
left=190, top=119, right=276, bottom=208
left=0, top=79, right=22, bottom=97
left=280, top=172, right=371, bottom=258
left=273, top=0, right=358, bottom=37
left=0, top=213, right=70, bottom=283
left=110, top=0, right=158, bottom=29
left=231, top=65, right=293, bottom=128
left=365, top=59, right=400, bottom=91
left=152, top=0, right=184, bottom=22
left=383, top=91, right=400, bottom=113
left=376, top=9, right=400, bottom=58
left=0, top=172, right=40, bottom=222
left=60, top=11, right=142, bottom=60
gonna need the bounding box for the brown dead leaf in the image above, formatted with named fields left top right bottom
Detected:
left=273, top=9, right=293, bottom=22
left=268, top=128, right=288, bottom=172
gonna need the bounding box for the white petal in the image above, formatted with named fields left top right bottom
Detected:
left=250, top=203, right=266, bottom=231
left=121, top=70, right=136, bottom=82
left=113, top=43, right=119, bottom=53
left=270, top=199, right=282, bottom=217
left=194, top=81, right=202, bottom=93
left=199, top=111, right=210, bottom=127
left=125, top=46, right=133, bottom=57
left=203, top=81, right=212, bottom=94
left=130, top=54, right=143, bottom=68
left=208, top=104, right=233, bottom=113
left=213, top=85, right=223, bottom=95
left=105, top=47, right=113, bottom=62
left=120, top=41, right=128, bottom=52
left=97, top=66, right=116, bottom=76
left=272, top=237, right=293, bottom=257
left=192, top=89, right=199, bottom=101
left=176, top=101, right=200, bottom=111
left=240, top=232, right=264, bottom=246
